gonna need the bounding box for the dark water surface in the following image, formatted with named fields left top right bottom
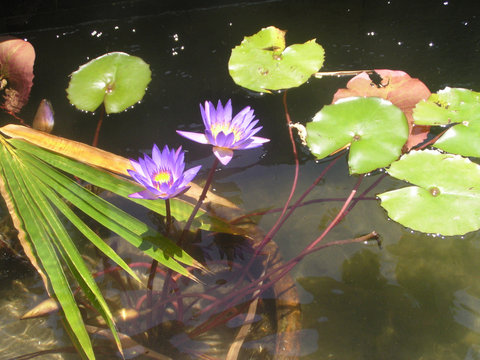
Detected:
left=2, top=0, right=480, bottom=359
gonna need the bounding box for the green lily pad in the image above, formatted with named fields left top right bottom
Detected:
left=67, top=52, right=151, bottom=114
left=306, top=97, right=408, bottom=174
left=228, top=26, right=324, bottom=93
left=378, top=149, right=480, bottom=236
left=413, top=87, right=480, bottom=157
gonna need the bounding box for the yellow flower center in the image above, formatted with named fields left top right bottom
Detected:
left=211, top=123, right=241, bottom=142
left=154, top=171, right=172, bottom=186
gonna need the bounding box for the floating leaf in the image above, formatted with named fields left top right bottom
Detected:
left=378, top=150, right=480, bottom=236
left=66, top=52, right=151, bottom=114
left=0, top=36, right=35, bottom=113
left=413, top=87, right=480, bottom=157
left=333, top=69, right=431, bottom=150
left=306, top=97, right=408, bottom=174
left=228, top=26, right=324, bottom=93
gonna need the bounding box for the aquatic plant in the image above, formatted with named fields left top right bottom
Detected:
left=4, top=22, right=480, bottom=360
left=226, top=26, right=480, bottom=239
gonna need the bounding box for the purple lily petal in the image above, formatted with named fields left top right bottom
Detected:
left=183, top=165, right=202, bottom=183
left=176, top=130, right=210, bottom=144
left=128, top=189, right=159, bottom=200
left=213, top=146, right=234, bottom=165
left=241, top=136, right=271, bottom=149
left=129, top=159, right=145, bottom=177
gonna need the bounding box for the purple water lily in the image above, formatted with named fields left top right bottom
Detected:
left=128, top=144, right=201, bottom=200
left=176, top=99, right=270, bottom=165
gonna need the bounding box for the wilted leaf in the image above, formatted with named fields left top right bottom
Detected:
left=66, top=52, right=151, bottom=114
left=306, top=97, right=409, bottom=174
left=413, top=87, right=480, bottom=157
left=21, top=298, right=59, bottom=319
left=228, top=26, right=324, bottom=93
left=0, top=36, right=35, bottom=113
left=333, top=70, right=431, bottom=149
left=378, top=149, right=480, bottom=235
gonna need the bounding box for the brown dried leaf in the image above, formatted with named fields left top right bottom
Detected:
left=21, top=298, right=59, bottom=319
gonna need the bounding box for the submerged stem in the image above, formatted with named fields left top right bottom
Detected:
left=253, top=91, right=299, bottom=255
left=179, top=156, right=219, bottom=244
left=198, top=175, right=366, bottom=317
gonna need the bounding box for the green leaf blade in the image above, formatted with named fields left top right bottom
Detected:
left=0, top=146, right=95, bottom=359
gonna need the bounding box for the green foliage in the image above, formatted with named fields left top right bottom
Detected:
left=378, top=150, right=480, bottom=236
left=66, top=52, right=151, bottom=114
left=0, top=135, right=213, bottom=359
left=413, top=87, right=480, bottom=157
left=306, top=97, right=409, bottom=174
left=228, top=26, right=324, bottom=93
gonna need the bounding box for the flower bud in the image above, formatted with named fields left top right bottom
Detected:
left=32, top=99, right=54, bottom=133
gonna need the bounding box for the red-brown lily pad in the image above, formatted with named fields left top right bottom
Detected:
left=0, top=36, right=35, bottom=113
left=332, top=70, right=431, bottom=150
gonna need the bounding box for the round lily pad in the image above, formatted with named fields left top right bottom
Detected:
left=67, top=52, right=151, bottom=114
left=413, top=87, right=480, bottom=157
left=378, top=149, right=480, bottom=236
left=228, top=26, right=324, bottom=93
left=306, top=97, right=409, bottom=174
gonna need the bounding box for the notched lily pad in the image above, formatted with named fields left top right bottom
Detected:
left=67, top=52, right=151, bottom=114
left=413, top=87, right=480, bottom=157
left=306, top=97, right=408, bottom=174
left=228, top=26, right=325, bottom=93
left=378, top=149, right=480, bottom=236
left=333, top=70, right=431, bottom=150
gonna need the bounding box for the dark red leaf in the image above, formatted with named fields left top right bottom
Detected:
left=0, top=36, right=35, bottom=113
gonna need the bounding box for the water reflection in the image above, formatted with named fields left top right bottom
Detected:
left=299, top=233, right=480, bottom=360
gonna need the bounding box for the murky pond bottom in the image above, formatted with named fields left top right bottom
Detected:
left=2, top=0, right=480, bottom=359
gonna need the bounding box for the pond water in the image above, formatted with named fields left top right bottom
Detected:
left=2, top=0, right=480, bottom=359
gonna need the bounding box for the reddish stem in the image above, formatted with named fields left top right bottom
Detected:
left=198, top=175, right=364, bottom=317
left=0, top=106, right=26, bottom=125
left=92, top=104, right=105, bottom=147
left=230, top=195, right=376, bottom=224
left=252, top=91, right=300, bottom=254
left=179, top=157, right=219, bottom=245
left=259, top=152, right=344, bottom=243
